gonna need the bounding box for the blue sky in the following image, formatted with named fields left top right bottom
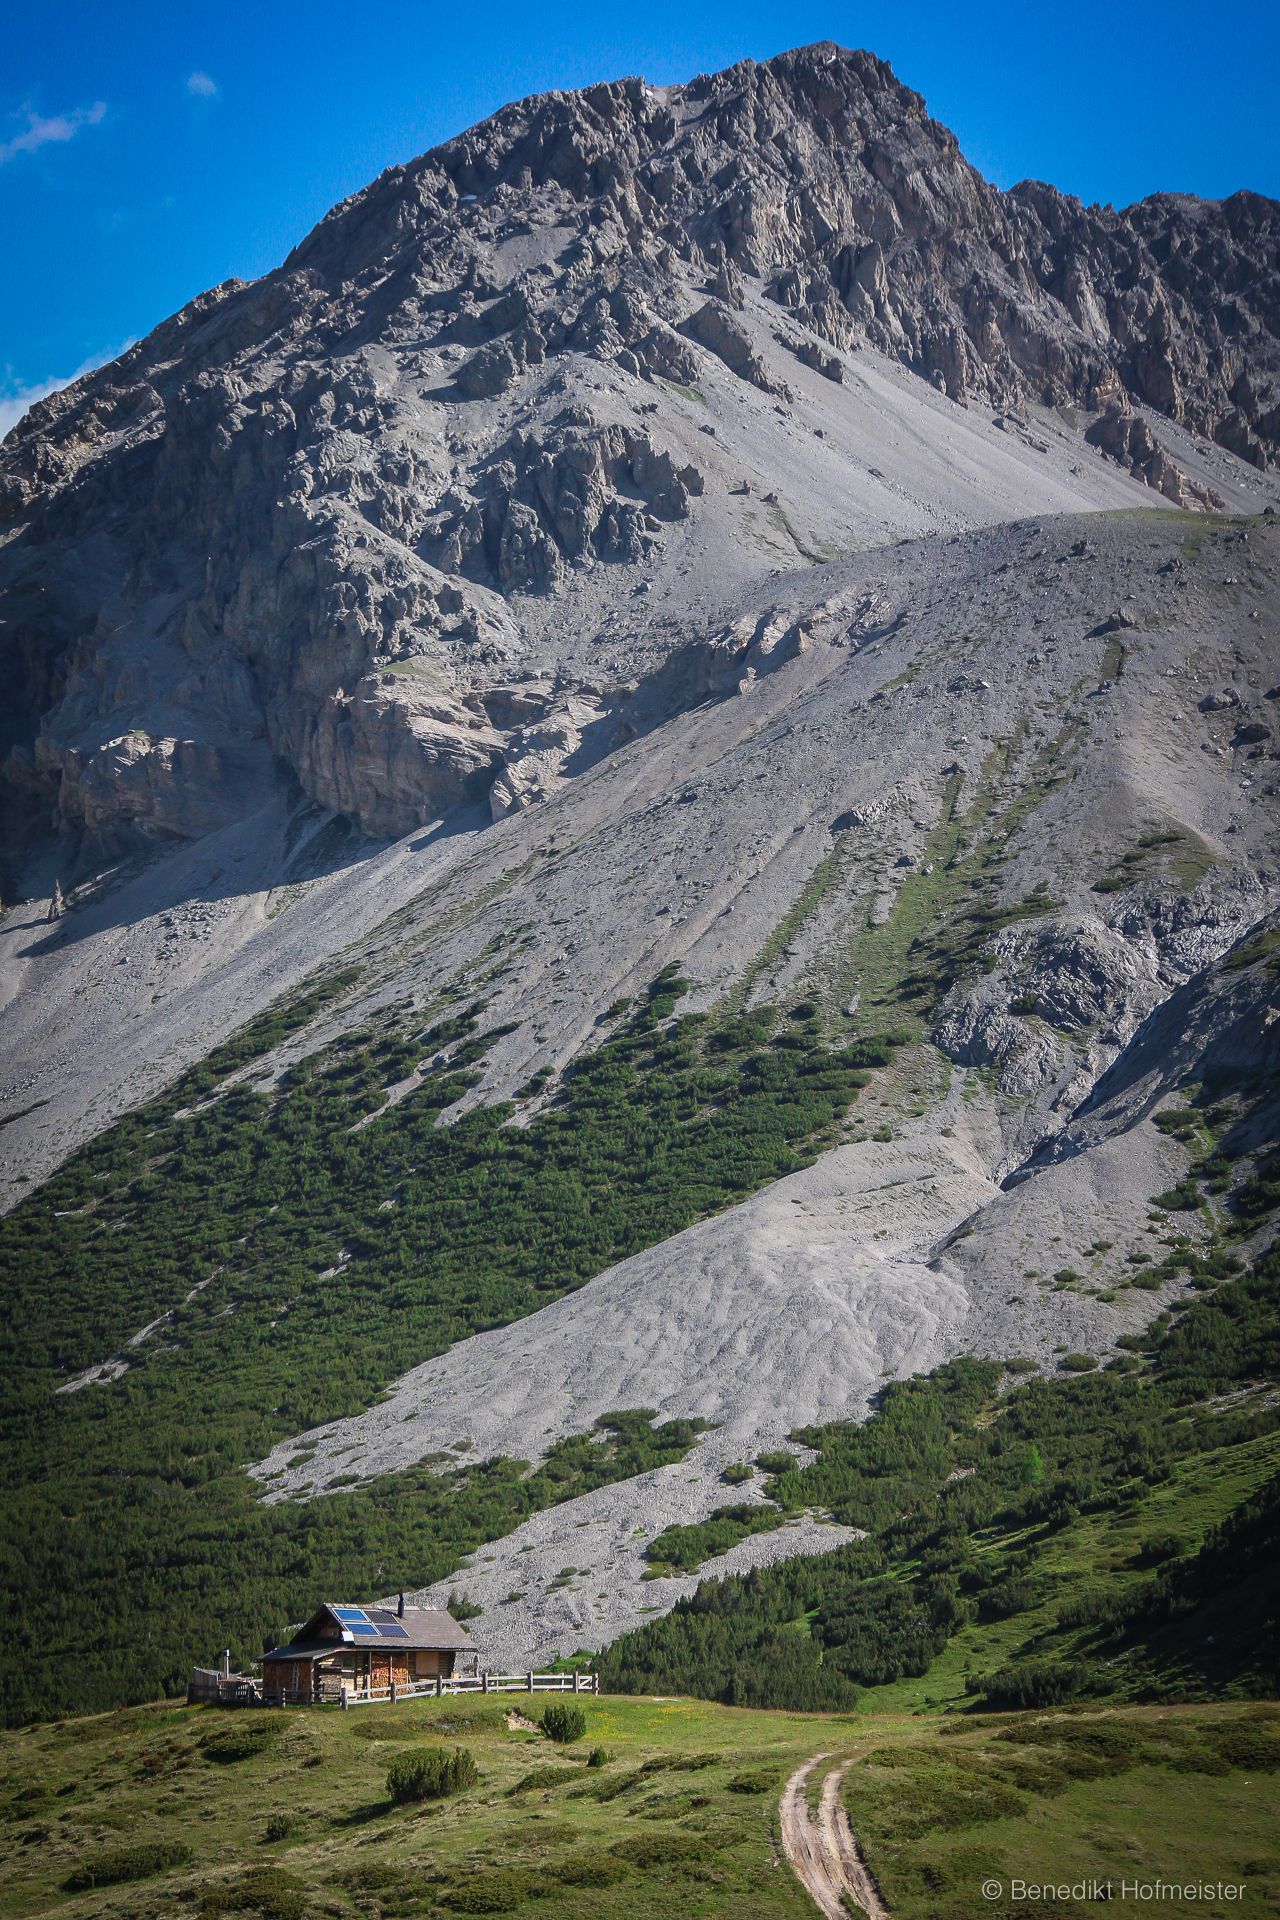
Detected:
left=3, top=0, right=1278, bottom=428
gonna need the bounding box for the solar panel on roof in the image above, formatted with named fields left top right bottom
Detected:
left=332, top=1606, right=368, bottom=1622
left=365, top=1608, right=395, bottom=1621
left=377, top=1622, right=410, bottom=1638
left=349, top=1622, right=379, bottom=1637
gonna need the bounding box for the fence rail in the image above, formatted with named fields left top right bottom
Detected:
left=337, top=1670, right=598, bottom=1708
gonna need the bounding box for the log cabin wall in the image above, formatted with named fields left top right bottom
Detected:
left=262, top=1659, right=311, bottom=1702
left=410, top=1649, right=455, bottom=1679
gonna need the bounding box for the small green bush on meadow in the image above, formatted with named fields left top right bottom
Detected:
left=540, top=1702, right=587, bottom=1743
left=200, top=1722, right=283, bottom=1765
left=387, top=1746, right=477, bottom=1803
left=64, top=1839, right=193, bottom=1891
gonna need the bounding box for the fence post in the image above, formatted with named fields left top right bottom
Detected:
left=390, top=1677, right=397, bottom=1705
left=435, top=1675, right=443, bottom=1698
left=482, top=1671, right=489, bottom=1694
left=573, top=1671, right=581, bottom=1694
left=341, top=1684, right=349, bottom=1710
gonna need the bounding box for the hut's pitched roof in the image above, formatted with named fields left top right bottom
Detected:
left=262, top=1602, right=476, bottom=1662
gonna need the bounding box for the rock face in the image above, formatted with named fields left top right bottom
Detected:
left=683, top=301, right=789, bottom=396
left=424, top=414, right=703, bottom=591
left=2, top=42, right=1278, bottom=855
left=1085, top=404, right=1220, bottom=508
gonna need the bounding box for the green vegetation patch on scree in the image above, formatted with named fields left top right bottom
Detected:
left=643, top=1502, right=790, bottom=1573
left=0, top=970, right=896, bottom=1724
left=597, top=1244, right=1280, bottom=1711
left=828, top=726, right=1076, bottom=1038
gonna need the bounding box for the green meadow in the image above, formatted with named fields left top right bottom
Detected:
left=1, top=1692, right=1275, bottom=1920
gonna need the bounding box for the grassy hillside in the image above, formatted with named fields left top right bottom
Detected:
left=1, top=1693, right=1275, bottom=1920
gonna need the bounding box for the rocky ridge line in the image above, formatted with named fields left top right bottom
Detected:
left=1, top=43, right=1277, bottom=853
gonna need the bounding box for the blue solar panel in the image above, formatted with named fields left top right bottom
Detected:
left=332, top=1606, right=368, bottom=1622
left=377, top=1622, right=410, bottom=1639
left=349, top=1622, right=379, bottom=1637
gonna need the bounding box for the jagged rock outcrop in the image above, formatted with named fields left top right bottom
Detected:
left=1, top=42, right=1277, bottom=853
left=1085, top=404, right=1221, bottom=508
left=488, top=692, right=604, bottom=819
left=792, top=337, right=845, bottom=382
left=934, top=887, right=1265, bottom=1119
left=426, top=415, right=703, bottom=591
left=298, top=677, right=507, bottom=835
left=683, top=301, right=789, bottom=396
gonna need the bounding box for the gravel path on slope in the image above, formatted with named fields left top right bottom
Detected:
left=781, top=1756, right=888, bottom=1920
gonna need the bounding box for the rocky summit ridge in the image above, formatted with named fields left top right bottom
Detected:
left=2, top=42, right=1278, bottom=855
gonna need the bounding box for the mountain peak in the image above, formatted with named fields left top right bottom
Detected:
left=1, top=42, right=1277, bottom=858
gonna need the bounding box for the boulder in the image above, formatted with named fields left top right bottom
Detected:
left=683, top=302, right=788, bottom=397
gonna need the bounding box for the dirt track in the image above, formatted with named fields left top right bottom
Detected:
left=780, top=1754, right=889, bottom=1919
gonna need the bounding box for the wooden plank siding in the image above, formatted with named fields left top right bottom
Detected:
left=262, top=1646, right=460, bottom=1705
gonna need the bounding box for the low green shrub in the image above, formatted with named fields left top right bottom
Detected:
left=540, top=1703, right=587, bottom=1744
left=1135, top=1531, right=1188, bottom=1566
left=611, top=1831, right=720, bottom=1868
left=577, top=1764, right=652, bottom=1802
left=859, top=1748, right=1028, bottom=1837
left=1212, top=1728, right=1280, bottom=1773
left=199, top=1722, right=283, bottom=1765
left=65, top=1839, right=193, bottom=1891
left=977, top=1658, right=1104, bottom=1710
left=555, top=1855, right=629, bottom=1888
left=197, top=1867, right=313, bottom=1919
left=1153, top=1180, right=1204, bottom=1212
left=508, top=1765, right=575, bottom=1794
left=387, top=1746, right=477, bottom=1803
left=442, top=1868, right=550, bottom=1912
left=343, top=1863, right=420, bottom=1893
left=1055, top=1586, right=1128, bottom=1630
left=586, top=1745, right=613, bottom=1768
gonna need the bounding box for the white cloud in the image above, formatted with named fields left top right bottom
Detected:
left=186, top=71, right=218, bottom=98
left=0, top=99, right=106, bottom=164
left=0, top=343, right=134, bottom=439
left=0, top=374, right=68, bottom=438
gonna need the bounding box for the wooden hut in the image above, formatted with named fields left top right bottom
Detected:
left=261, top=1599, right=477, bottom=1704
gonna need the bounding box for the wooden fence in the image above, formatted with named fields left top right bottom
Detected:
left=189, top=1667, right=262, bottom=1706
left=333, top=1670, right=599, bottom=1709
left=198, top=1664, right=599, bottom=1709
